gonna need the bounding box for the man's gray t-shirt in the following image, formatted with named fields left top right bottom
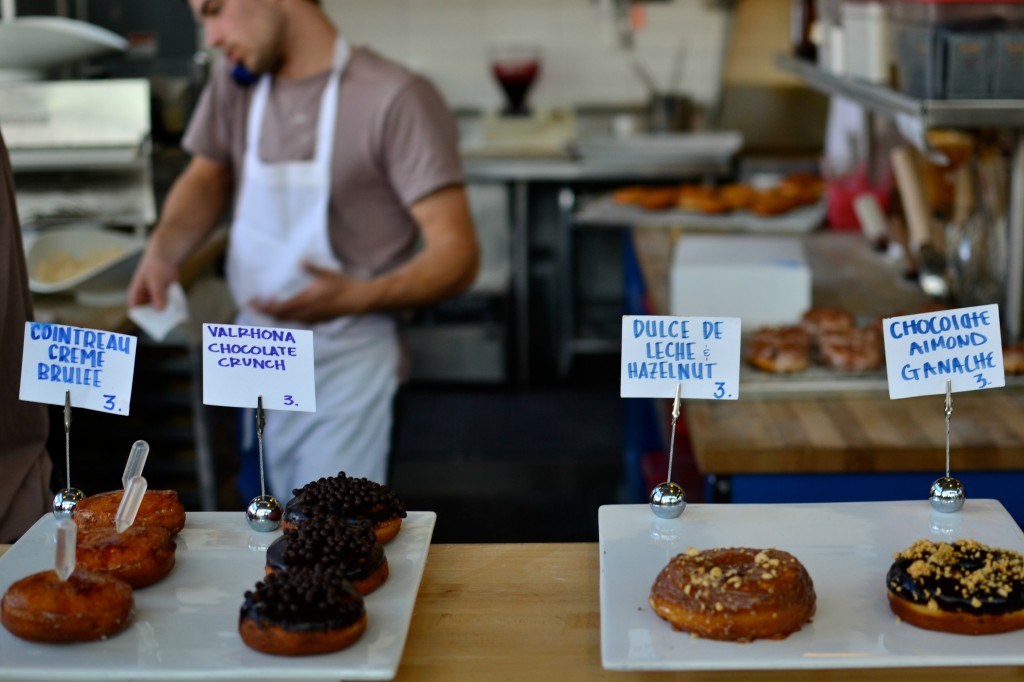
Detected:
left=184, top=46, right=464, bottom=280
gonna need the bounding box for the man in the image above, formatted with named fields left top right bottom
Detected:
left=0, top=126, right=53, bottom=542
left=129, top=0, right=479, bottom=498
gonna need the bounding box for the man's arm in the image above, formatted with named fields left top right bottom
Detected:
left=128, top=155, right=233, bottom=309
left=254, top=184, right=480, bottom=321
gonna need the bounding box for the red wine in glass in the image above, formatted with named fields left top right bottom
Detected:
left=492, top=53, right=540, bottom=116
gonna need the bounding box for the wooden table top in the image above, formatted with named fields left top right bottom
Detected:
left=2, top=542, right=1023, bottom=680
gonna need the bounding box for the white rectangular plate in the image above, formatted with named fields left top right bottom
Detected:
left=0, top=511, right=435, bottom=681
left=600, top=500, right=1024, bottom=671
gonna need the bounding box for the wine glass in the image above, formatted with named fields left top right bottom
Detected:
left=490, top=44, right=541, bottom=116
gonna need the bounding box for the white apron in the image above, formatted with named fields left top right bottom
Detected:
left=227, top=37, right=398, bottom=498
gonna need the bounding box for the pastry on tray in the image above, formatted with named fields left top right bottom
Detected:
left=887, top=538, right=1024, bottom=635
left=649, top=547, right=816, bottom=642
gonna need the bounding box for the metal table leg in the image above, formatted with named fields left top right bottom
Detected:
left=1007, top=133, right=1024, bottom=343
left=511, top=180, right=530, bottom=383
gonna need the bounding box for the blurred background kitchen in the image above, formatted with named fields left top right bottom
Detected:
left=6, top=0, right=1024, bottom=541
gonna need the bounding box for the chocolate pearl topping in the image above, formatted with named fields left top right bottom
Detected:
left=272, top=514, right=383, bottom=575
left=241, top=564, right=364, bottom=630
left=288, top=472, right=407, bottom=521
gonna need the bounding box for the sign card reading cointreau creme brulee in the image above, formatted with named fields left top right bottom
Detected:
left=882, top=303, right=1005, bottom=400
left=620, top=315, right=741, bottom=399
left=202, top=322, right=316, bottom=412
left=19, top=322, right=138, bottom=415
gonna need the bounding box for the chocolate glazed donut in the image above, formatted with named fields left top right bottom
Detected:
left=239, top=564, right=367, bottom=656
left=887, top=539, right=1024, bottom=635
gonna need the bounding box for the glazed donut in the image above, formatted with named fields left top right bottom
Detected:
left=76, top=525, right=177, bottom=588
left=800, top=307, right=855, bottom=338
left=887, top=539, right=1024, bottom=635
left=1, top=569, right=133, bottom=643
left=239, top=565, right=367, bottom=656
left=283, top=473, right=406, bottom=543
left=818, top=326, right=884, bottom=372
left=73, top=489, right=186, bottom=536
left=266, top=516, right=389, bottom=595
left=747, top=325, right=811, bottom=373
left=649, top=547, right=816, bottom=642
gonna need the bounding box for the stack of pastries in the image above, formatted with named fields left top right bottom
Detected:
left=1, top=488, right=186, bottom=643
left=238, top=471, right=406, bottom=656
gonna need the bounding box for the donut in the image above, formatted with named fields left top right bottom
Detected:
left=718, top=183, right=756, bottom=210
left=76, top=525, right=177, bottom=588
left=266, top=516, right=389, bottom=595
left=749, top=190, right=800, bottom=216
left=1004, top=343, right=1024, bottom=375
left=612, top=186, right=648, bottom=205
left=678, top=185, right=731, bottom=214
left=649, top=547, right=816, bottom=642
left=747, top=325, right=811, bottom=373
left=73, top=489, right=186, bottom=536
left=817, top=326, right=884, bottom=372
left=1, top=569, right=133, bottom=643
left=800, top=307, right=855, bottom=338
left=283, top=473, right=406, bottom=543
left=239, top=565, right=367, bottom=656
left=886, top=538, right=1024, bottom=635
left=634, top=188, right=681, bottom=211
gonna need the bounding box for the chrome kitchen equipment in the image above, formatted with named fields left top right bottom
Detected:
left=0, top=78, right=154, bottom=230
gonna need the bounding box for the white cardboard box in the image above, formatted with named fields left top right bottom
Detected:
left=669, top=234, right=810, bottom=326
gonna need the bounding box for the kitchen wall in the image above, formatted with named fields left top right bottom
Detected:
left=322, top=0, right=730, bottom=114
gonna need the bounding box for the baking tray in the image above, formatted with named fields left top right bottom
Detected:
left=599, top=500, right=1024, bottom=672
left=574, top=196, right=826, bottom=234
left=0, top=511, right=436, bottom=681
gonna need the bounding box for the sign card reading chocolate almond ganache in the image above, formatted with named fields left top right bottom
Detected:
left=621, top=315, right=741, bottom=399
left=202, top=323, right=316, bottom=411
left=19, top=322, right=138, bottom=414
left=882, top=303, right=1005, bottom=400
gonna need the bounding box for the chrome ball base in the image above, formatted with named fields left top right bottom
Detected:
left=246, top=494, right=283, bottom=532
left=649, top=482, right=686, bottom=519
left=52, top=488, right=85, bottom=518
left=928, top=476, right=966, bottom=514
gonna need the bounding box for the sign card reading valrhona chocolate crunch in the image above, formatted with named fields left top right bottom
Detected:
left=621, top=315, right=741, bottom=399
left=882, top=303, right=1005, bottom=400
left=202, top=323, right=316, bottom=412
left=19, top=322, right=137, bottom=415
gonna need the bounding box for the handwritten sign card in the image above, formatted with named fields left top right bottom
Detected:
left=202, top=323, right=316, bottom=412
left=19, top=322, right=137, bottom=415
left=882, top=303, right=1005, bottom=400
left=621, top=315, right=741, bottom=399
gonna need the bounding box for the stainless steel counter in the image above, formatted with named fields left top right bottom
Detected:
left=462, top=152, right=737, bottom=382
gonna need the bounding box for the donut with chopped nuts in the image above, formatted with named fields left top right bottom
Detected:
left=283, top=472, right=406, bottom=543
left=265, top=515, right=389, bottom=595
left=649, top=547, right=816, bottom=642
left=239, top=564, right=367, bottom=656
left=887, top=539, right=1024, bottom=635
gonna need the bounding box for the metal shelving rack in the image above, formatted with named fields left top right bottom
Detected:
left=777, top=54, right=1024, bottom=342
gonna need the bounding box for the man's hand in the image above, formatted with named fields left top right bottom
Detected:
left=251, top=263, right=374, bottom=323
left=127, top=250, right=179, bottom=310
